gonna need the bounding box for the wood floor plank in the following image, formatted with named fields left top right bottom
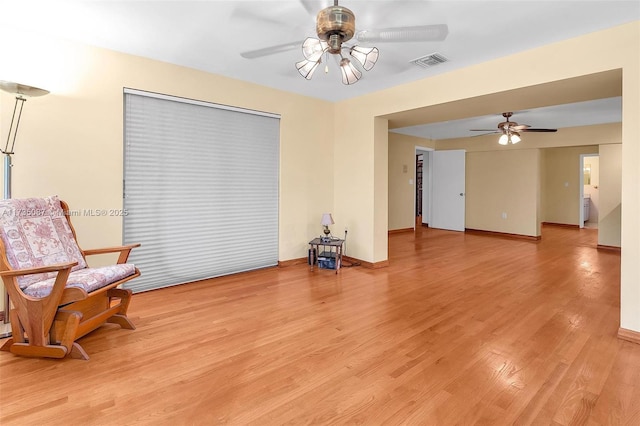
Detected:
left=1, top=225, right=636, bottom=425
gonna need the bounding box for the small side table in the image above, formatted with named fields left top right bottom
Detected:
left=308, top=237, right=344, bottom=273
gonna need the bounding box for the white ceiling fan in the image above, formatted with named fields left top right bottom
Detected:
left=239, top=0, right=449, bottom=85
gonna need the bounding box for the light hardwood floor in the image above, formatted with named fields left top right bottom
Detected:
left=1, top=225, right=638, bottom=425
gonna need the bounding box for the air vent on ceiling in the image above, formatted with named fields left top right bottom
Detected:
left=410, top=52, right=448, bottom=68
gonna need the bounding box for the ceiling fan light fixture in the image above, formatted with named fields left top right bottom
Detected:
left=472, top=112, right=558, bottom=142
left=302, top=37, right=328, bottom=62
left=339, top=58, right=361, bottom=85
left=316, top=3, right=356, bottom=44
left=498, top=130, right=521, bottom=145
left=327, top=34, right=343, bottom=54
left=294, top=0, right=377, bottom=85
left=350, top=45, right=379, bottom=71
left=296, top=58, right=321, bottom=80
left=510, top=132, right=521, bottom=144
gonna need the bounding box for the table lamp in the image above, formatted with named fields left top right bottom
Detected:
left=321, top=213, right=334, bottom=240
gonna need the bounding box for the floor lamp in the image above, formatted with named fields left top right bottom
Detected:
left=0, top=80, right=49, bottom=338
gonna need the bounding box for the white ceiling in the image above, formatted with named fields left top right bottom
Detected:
left=1, top=0, right=637, bottom=133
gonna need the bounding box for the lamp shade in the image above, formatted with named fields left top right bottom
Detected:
left=321, top=213, right=334, bottom=226
left=302, top=37, right=328, bottom=62
left=499, top=131, right=521, bottom=145
left=0, top=81, right=49, bottom=98
left=1, top=81, right=49, bottom=156
left=339, top=58, right=362, bottom=85
left=296, top=58, right=321, bottom=80
left=350, top=45, right=379, bottom=71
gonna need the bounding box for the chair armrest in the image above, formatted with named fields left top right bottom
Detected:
left=82, top=243, right=140, bottom=264
left=0, top=261, right=79, bottom=333
left=0, top=261, right=78, bottom=278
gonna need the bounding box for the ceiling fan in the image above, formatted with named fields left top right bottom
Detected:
left=239, top=0, right=449, bottom=85
left=470, top=112, right=558, bottom=145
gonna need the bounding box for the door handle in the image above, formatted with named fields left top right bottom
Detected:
left=459, top=193, right=464, bottom=196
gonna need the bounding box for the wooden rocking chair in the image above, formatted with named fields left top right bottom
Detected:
left=0, top=196, right=140, bottom=360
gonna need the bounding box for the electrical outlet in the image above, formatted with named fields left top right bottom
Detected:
left=501, top=212, right=507, bottom=219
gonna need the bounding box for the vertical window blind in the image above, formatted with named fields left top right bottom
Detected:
left=123, top=89, right=280, bottom=293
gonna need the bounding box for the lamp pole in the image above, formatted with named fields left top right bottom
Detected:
left=2, top=93, right=28, bottom=199
left=3, top=153, right=12, bottom=199
left=0, top=81, right=49, bottom=337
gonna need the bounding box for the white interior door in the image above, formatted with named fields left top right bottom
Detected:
left=431, top=150, right=466, bottom=231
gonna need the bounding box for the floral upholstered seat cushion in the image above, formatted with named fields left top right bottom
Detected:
left=0, top=196, right=87, bottom=290
left=22, top=264, right=136, bottom=298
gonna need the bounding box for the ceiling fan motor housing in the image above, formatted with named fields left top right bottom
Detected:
left=498, top=112, right=514, bottom=130
left=316, top=5, right=355, bottom=53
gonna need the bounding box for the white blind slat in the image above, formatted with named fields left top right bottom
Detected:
left=123, top=92, right=280, bottom=293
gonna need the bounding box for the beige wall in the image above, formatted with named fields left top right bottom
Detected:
left=388, top=134, right=415, bottom=231
left=542, top=146, right=599, bottom=226
left=599, top=144, right=622, bottom=247
left=336, top=22, right=639, bottom=329
left=373, top=117, right=389, bottom=259
left=0, top=28, right=333, bottom=264
left=333, top=107, right=376, bottom=261
left=620, top=24, right=640, bottom=332
left=466, top=149, right=540, bottom=236
left=539, top=143, right=620, bottom=248
left=387, top=125, right=620, bottom=237
left=336, top=23, right=637, bottom=266
left=388, top=133, right=435, bottom=231
left=2, top=22, right=639, bottom=332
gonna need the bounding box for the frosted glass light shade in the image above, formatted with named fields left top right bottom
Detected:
left=350, top=45, right=379, bottom=71
left=339, top=58, right=362, bottom=85
left=295, top=38, right=379, bottom=84
left=302, top=37, right=329, bottom=62
left=296, top=58, right=321, bottom=80
left=499, top=132, right=521, bottom=145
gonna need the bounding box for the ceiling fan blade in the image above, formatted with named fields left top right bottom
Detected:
left=470, top=129, right=499, bottom=132
left=470, top=132, right=499, bottom=137
left=241, top=41, right=304, bottom=59
left=299, top=0, right=317, bottom=15
left=355, top=24, right=449, bottom=43
left=511, top=124, right=530, bottom=130
left=299, top=0, right=332, bottom=16
left=520, top=128, right=558, bottom=132
left=231, top=7, right=285, bottom=27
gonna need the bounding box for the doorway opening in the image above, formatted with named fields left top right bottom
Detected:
left=580, top=153, right=600, bottom=229
left=415, top=146, right=433, bottom=229
left=416, top=153, right=423, bottom=226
